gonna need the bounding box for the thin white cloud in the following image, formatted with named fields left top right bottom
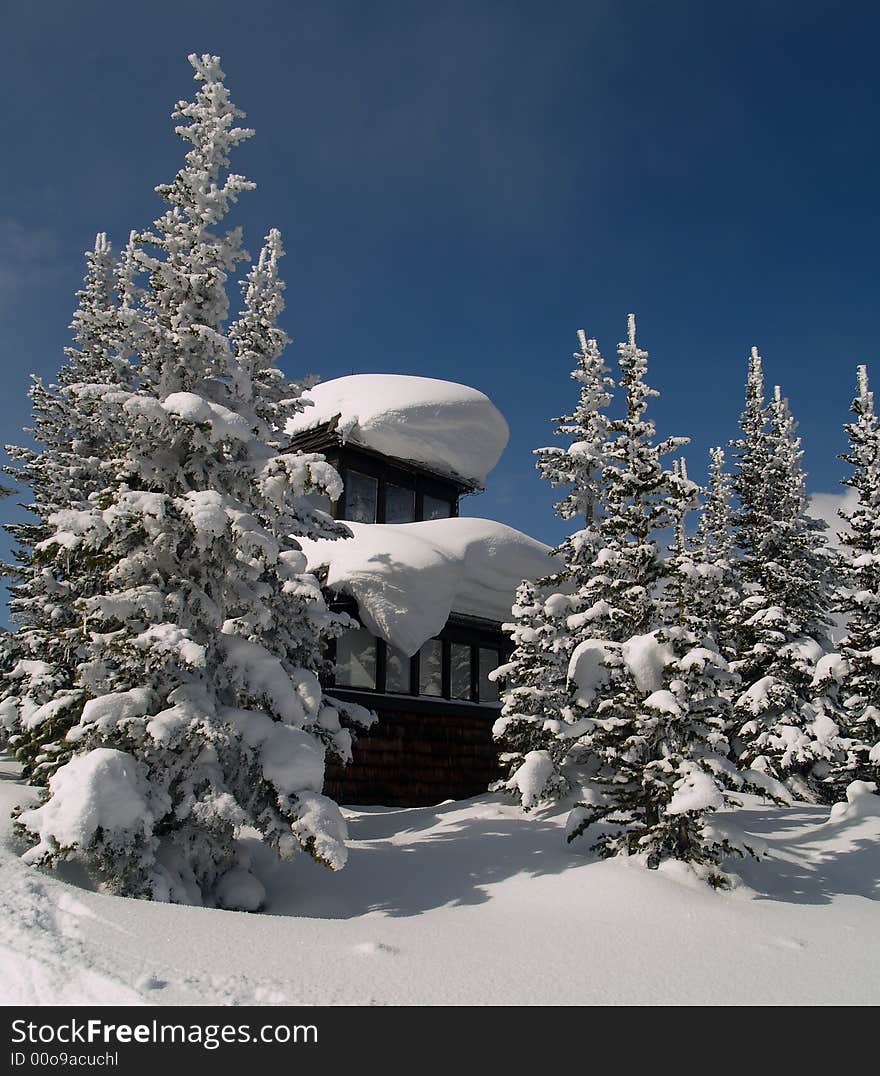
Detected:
left=0, top=217, right=64, bottom=312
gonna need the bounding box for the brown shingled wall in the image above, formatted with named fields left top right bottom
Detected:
left=324, top=707, right=502, bottom=807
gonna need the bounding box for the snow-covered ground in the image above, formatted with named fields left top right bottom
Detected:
left=0, top=752, right=878, bottom=1006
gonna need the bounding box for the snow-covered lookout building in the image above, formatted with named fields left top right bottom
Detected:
left=287, top=375, right=555, bottom=806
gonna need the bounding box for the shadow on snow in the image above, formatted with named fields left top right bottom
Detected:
left=729, top=803, right=880, bottom=906
left=257, top=796, right=588, bottom=920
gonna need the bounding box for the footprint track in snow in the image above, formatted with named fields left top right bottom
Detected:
left=353, top=941, right=401, bottom=957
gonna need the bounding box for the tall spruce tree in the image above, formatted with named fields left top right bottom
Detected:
left=14, top=54, right=369, bottom=910
left=493, top=330, right=614, bottom=807
left=834, top=365, right=880, bottom=785
left=565, top=318, right=762, bottom=884
left=729, top=352, right=842, bottom=801
left=2, top=234, right=136, bottom=782
left=673, top=447, right=742, bottom=655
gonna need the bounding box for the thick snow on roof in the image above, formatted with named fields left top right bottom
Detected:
left=286, top=374, right=509, bottom=486
left=298, top=518, right=557, bottom=655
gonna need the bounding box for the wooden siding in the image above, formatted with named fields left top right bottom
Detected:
left=324, top=695, right=502, bottom=807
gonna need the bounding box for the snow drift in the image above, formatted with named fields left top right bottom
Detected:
left=286, top=374, right=510, bottom=487
left=1, top=749, right=880, bottom=1006
left=298, top=518, right=557, bottom=655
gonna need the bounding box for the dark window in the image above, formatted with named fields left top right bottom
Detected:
left=385, top=484, right=416, bottom=524
left=335, top=626, right=377, bottom=689
left=385, top=643, right=411, bottom=693
left=330, top=615, right=504, bottom=706
left=418, top=638, right=443, bottom=696
left=478, top=648, right=500, bottom=702
left=423, top=494, right=452, bottom=520
left=344, top=470, right=378, bottom=523
left=450, top=642, right=472, bottom=701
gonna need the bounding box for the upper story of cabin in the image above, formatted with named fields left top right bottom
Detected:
left=286, top=373, right=510, bottom=522
left=286, top=374, right=556, bottom=713
left=289, top=413, right=467, bottom=526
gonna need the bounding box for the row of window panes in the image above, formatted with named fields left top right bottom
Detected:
left=344, top=470, right=453, bottom=524
left=335, top=626, right=500, bottom=703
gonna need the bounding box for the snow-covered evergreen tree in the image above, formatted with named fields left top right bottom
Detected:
left=559, top=319, right=775, bottom=883
left=489, top=581, right=573, bottom=808
left=729, top=353, right=842, bottom=801
left=534, top=329, right=614, bottom=593
left=14, top=54, right=370, bottom=910
left=670, top=447, right=742, bottom=655
left=2, top=233, right=136, bottom=783
left=665, top=457, right=702, bottom=629
left=228, top=227, right=317, bottom=447
left=576, top=314, right=690, bottom=641
left=566, top=625, right=764, bottom=886
left=834, top=365, right=880, bottom=785
left=729, top=347, right=770, bottom=590
left=492, top=331, right=614, bottom=807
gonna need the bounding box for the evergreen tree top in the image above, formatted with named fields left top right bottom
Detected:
left=162, top=53, right=256, bottom=222
left=839, top=364, right=880, bottom=558
left=231, top=228, right=290, bottom=376
left=57, top=232, right=120, bottom=389
left=534, top=327, right=613, bottom=528
left=841, top=364, right=879, bottom=478
left=139, top=53, right=256, bottom=397
left=617, top=313, right=659, bottom=421
left=696, top=445, right=734, bottom=560
left=733, top=347, right=767, bottom=450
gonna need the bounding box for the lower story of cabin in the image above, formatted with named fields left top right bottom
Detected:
left=322, top=610, right=509, bottom=806
left=324, top=690, right=502, bottom=807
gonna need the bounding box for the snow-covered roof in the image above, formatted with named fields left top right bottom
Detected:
left=286, top=374, right=509, bottom=487
left=297, top=518, right=557, bottom=656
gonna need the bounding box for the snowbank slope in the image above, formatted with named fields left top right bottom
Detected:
left=1, top=755, right=879, bottom=1006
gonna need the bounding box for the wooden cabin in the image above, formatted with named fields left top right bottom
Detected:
left=286, top=375, right=552, bottom=807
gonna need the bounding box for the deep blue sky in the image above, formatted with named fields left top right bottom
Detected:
left=1, top=1, right=877, bottom=561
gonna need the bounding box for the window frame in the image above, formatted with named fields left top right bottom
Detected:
left=341, top=468, right=379, bottom=524
left=325, top=446, right=463, bottom=525
left=384, top=482, right=417, bottom=524
left=422, top=493, right=454, bottom=521
left=333, top=623, right=380, bottom=690
left=328, top=606, right=506, bottom=707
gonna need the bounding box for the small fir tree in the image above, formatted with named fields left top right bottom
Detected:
left=665, top=457, right=703, bottom=630
left=680, top=447, right=743, bottom=656
left=2, top=233, right=136, bottom=782
left=566, top=624, right=763, bottom=886
left=563, top=319, right=765, bottom=882
left=834, top=365, right=880, bottom=786
left=490, top=581, right=573, bottom=808
left=729, top=358, right=843, bottom=801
